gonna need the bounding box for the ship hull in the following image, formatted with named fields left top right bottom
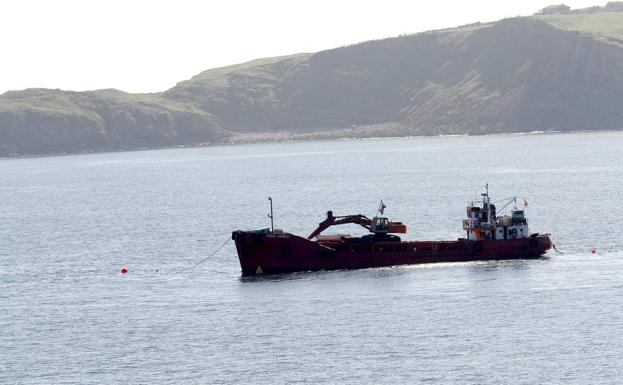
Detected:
left=232, top=231, right=553, bottom=275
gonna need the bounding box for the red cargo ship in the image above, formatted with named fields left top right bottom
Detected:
left=232, top=186, right=552, bottom=275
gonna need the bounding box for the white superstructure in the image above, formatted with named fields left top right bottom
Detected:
left=463, top=185, right=530, bottom=241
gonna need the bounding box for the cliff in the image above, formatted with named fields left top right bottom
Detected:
left=2, top=10, right=623, bottom=157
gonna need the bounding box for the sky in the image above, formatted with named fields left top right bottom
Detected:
left=1, top=0, right=607, bottom=94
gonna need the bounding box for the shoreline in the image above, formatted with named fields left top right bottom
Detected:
left=1, top=127, right=621, bottom=161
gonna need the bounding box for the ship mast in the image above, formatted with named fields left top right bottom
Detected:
left=482, top=183, right=490, bottom=222
left=268, top=196, right=274, bottom=232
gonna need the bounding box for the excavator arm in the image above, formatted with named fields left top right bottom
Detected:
left=307, top=211, right=408, bottom=239
left=307, top=211, right=371, bottom=240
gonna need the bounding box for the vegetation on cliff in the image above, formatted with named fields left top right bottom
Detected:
left=1, top=8, right=623, bottom=157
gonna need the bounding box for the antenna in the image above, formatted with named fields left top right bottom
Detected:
left=267, top=197, right=274, bottom=232
left=481, top=183, right=489, bottom=204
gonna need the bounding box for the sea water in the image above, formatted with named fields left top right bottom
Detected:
left=1, top=131, right=623, bottom=384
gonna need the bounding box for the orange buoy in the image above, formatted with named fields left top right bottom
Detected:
left=121, top=267, right=128, bottom=273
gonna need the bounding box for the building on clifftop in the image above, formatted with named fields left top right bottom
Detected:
left=605, top=2, right=623, bottom=11
left=538, top=4, right=571, bottom=14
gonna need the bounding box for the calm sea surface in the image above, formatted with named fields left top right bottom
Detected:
left=2, top=132, right=623, bottom=384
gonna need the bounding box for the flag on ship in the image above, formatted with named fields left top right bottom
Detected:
left=378, top=200, right=387, bottom=215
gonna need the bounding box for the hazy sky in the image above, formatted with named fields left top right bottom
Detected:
left=1, top=0, right=606, bottom=94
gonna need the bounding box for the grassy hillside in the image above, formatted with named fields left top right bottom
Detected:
left=0, top=89, right=225, bottom=156
left=536, top=11, right=623, bottom=44
left=2, top=8, right=623, bottom=157
left=166, top=54, right=311, bottom=132
left=165, top=14, right=623, bottom=135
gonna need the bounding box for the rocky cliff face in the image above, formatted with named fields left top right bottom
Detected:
left=400, top=17, right=623, bottom=134
left=166, top=17, right=623, bottom=136
left=2, top=12, right=623, bottom=157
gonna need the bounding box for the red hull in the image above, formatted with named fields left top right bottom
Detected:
left=232, top=231, right=553, bottom=275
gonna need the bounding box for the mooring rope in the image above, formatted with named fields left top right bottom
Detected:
left=552, top=243, right=564, bottom=254
left=174, top=236, right=232, bottom=273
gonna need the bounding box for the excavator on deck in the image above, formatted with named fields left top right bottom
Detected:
left=307, top=210, right=407, bottom=241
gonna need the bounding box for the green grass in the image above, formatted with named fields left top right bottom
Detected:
left=0, top=87, right=211, bottom=117
left=185, top=53, right=311, bottom=83
left=535, top=12, right=623, bottom=43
